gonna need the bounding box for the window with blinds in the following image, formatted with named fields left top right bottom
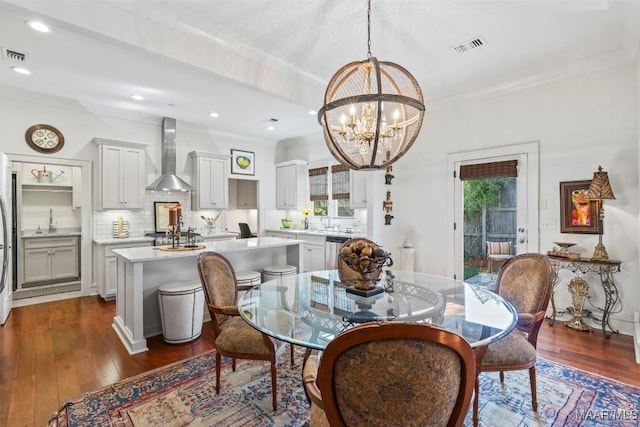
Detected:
left=459, top=160, right=518, bottom=180
left=308, top=164, right=355, bottom=217
left=309, top=167, right=328, bottom=201
left=331, top=164, right=350, bottom=200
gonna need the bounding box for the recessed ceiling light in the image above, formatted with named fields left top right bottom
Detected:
left=267, top=126, right=275, bottom=131
left=11, top=66, right=30, bottom=75
left=308, top=110, right=317, bottom=115
left=130, top=94, right=144, bottom=101
left=26, top=20, right=51, bottom=33
left=209, top=112, right=219, bottom=118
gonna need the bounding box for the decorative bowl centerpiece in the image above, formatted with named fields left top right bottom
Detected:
left=281, top=218, right=293, bottom=229
left=338, top=238, right=393, bottom=297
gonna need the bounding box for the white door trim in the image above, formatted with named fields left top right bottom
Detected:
left=446, top=141, right=540, bottom=278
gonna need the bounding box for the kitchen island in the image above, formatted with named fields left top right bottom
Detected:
left=111, top=237, right=303, bottom=354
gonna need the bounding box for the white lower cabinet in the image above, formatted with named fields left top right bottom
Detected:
left=299, top=235, right=326, bottom=273
left=265, top=232, right=325, bottom=272
left=94, top=240, right=152, bottom=300
left=23, top=236, right=79, bottom=284
left=265, top=231, right=296, bottom=239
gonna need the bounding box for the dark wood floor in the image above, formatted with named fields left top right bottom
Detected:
left=1, top=296, right=639, bottom=427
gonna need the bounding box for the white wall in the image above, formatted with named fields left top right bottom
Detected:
left=300, top=63, right=639, bottom=335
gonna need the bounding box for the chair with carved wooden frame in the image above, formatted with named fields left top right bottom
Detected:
left=197, top=251, right=294, bottom=410
left=473, top=253, right=554, bottom=426
left=304, top=322, right=476, bottom=427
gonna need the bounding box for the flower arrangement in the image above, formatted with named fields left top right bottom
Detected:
left=300, top=208, right=312, bottom=229
left=201, top=212, right=221, bottom=231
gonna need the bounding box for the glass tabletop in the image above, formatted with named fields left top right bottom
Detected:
left=238, top=270, right=517, bottom=351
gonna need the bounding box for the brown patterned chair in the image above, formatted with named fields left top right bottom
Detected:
left=473, top=253, right=554, bottom=426
left=303, top=322, right=476, bottom=427
left=197, top=251, right=294, bottom=410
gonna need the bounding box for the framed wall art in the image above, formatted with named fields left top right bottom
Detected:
left=154, top=201, right=178, bottom=232
left=231, top=149, right=255, bottom=175
left=559, top=180, right=600, bottom=234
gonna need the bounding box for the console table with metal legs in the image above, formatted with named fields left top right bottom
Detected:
left=547, top=256, right=621, bottom=338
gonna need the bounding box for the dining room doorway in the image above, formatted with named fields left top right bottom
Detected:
left=448, top=142, right=539, bottom=282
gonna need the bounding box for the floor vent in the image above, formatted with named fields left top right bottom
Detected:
left=13, top=283, right=81, bottom=300
left=2, top=47, right=28, bottom=64
left=452, top=37, right=486, bottom=54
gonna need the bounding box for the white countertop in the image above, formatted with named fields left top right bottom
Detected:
left=22, top=228, right=82, bottom=238
left=265, top=228, right=367, bottom=239
left=93, top=236, right=156, bottom=245
left=94, top=231, right=237, bottom=246
left=112, top=236, right=303, bottom=262
left=200, top=231, right=238, bottom=240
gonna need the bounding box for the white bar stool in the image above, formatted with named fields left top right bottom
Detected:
left=157, top=282, right=204, bottom=344
left=263, top=264, right=297, bottom=284
left=235, top=270, right=262, bottom=291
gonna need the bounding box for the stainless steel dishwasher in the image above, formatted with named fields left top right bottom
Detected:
left=325, top=235, right=351, bottom=270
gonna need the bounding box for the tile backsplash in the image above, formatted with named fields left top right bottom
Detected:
left=93, top=192, right=227, bottom=239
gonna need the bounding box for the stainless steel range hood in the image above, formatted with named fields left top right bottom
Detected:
left=146, top=117, right=194, bottom=192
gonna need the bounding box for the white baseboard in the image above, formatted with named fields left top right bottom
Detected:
left=634, top=322, right=640, bottom=364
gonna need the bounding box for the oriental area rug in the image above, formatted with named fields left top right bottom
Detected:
left=49, top=348, right=640, bottom=427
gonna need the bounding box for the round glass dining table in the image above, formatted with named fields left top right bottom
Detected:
left=238, top=270, right=517, bottom=351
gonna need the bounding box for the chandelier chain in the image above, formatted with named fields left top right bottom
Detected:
left=367, top=0, right=372, bottom=58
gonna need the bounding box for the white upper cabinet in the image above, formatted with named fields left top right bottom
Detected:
left=93, top=138, right=147, bottom=210
left=350, top=170, right=368, bottom=208
left=190, top=151, right=229, bottom=210
left=276, top=160, right=308, bottom=210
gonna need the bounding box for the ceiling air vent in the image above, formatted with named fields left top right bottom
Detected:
left=2, top=47, right=28, bottom=64
left=451, top=37, right=486, bottom=54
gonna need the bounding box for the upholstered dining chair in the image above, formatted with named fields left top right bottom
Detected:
left=473, top=252, right=554, bottom=426
left=303, top=322, right=476, bottom=427
left=197, top=251, right=294, bottom=410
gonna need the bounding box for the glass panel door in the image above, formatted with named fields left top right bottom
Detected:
left=462, top=176, right=517, bottom=287
left=452, top=151, right=534, bottom=285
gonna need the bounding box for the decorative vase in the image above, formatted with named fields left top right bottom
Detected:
left=338, top=238, right=393, bottom=297
left=304, top=217, right=309, bottom=229
left=566, top=276, right=593, bottom=331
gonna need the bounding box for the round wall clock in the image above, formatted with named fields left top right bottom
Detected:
left=25, top=124, right=65, bottom=154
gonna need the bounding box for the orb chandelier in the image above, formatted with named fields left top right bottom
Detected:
left=317, top=0, right=425, bottom=170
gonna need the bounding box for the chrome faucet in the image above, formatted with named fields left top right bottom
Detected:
left=49, top=208, right=56, bottom=233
